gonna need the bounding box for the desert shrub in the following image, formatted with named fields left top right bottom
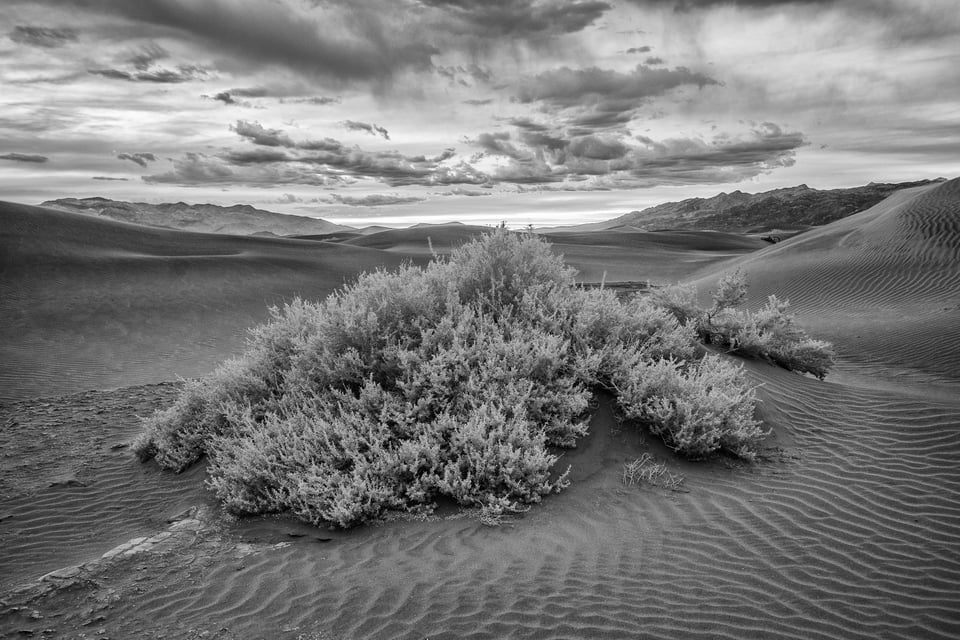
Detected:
left=622, top=453, right=684, bottom=490
left=655, top=273, right=836, bottom=379
left=137, top=228, right=809, bottom=527
left=613, top=355, right=766, bottom=460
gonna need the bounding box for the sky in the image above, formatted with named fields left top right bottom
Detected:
left=1, top=0, right=958, bottom=228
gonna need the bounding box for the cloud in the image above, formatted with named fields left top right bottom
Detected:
left=463, top=98, right=494, bottom=106
left=436, top=187, right=492, bottom=197
left=628, top=122, right=807, bottom=183
left=116, top=152, right=157, bottom=168
left=213, top=91, right=237, bottom=105
left=145, top=123, right=489, bottom=188
left=128, top=43, right=169, bottom=70
left=342, top=120, right=391, bottom=140
left=142, top=153, right=239, bottom=185
left=9, top=25, right=78, bottom=48
left=146, top=113, right=805, bottom=192
left=516, top=64, right=718, bottom=107
left=92, top=176, right=130, bottom=181
left=645, top=56, right=665, bottom=65
left=88, top=65, right=209, bottom=83
left=435, top=64, right=493, bottom=86
left=282, top=96, right=341, bottom=105
left=327, top=193, right=425, bottom=207
left=623, top=0, right=836, bottom=9
left=0, top=152, right=49, bottom=163
left=567, top=135, right=629, bottom=160
left=222, top=149, right=292, bottom=164
left=474, top=132, right=531, bottom=161
left=231, top=120, right=295, bottom=147
left=209, top=91, right=259, bottom=107
left=421, top=0, right=612, bottom=37
left=468, top=121, right=806, bottom=187
left=35, top=0, right=438, bottom=85
left=228, top=87, right=270, bottom=98
left=626, top=46, right=652, bottom=53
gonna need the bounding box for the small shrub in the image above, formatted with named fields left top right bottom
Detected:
left=622, top=453, right=685, bottom=490
left=656, top=273, right=836, bottom=379
left=613, top=355, right=765, bottom=460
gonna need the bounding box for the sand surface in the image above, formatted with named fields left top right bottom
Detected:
left=2, top=187, right=960, bottom=639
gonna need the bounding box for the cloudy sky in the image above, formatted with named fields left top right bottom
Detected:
left=1, top=0, right=958, bottom=227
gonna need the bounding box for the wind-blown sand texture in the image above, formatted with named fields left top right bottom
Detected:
left=0, top=202, right=419, bottom=402
left=2, top=183, right=960, bottom=639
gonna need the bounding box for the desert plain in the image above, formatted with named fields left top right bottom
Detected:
left=2, top=178, right=960, bottom=639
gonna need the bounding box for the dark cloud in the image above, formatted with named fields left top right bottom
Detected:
left=231, top=120, right=295, bottom=147
left=626, top=46, right=652, bottom=53
left=116, top=152, right=157, bottom=168
left=328, top=193, right=425, bottom=207
left=474, top=132, right=531, bottom=160
left=436, top=64, right=493, bottom=86
left=567, top=135, right=629, bottom=160
left=421, top=0, right=612, bottom=37
left=282, top=96, right=341, bottom=105
left=222, top=149, right=291, bottom=165
left=644, top=56, right=665, bottom=65
left=147, top=112, right=806, bottom=191
left=142, top=153, right=240, bottom=185
left=628, top=122, right=807, bottom=183
left=509, top=119, right=569, bottom=150
left=92, top=176, right=129, bottom=181
left=468, top=121, right=806, bottom=186
left=213, top=91, right=237, bottom=105
left=145, top=122, right=488, bottom=188
left=128, top=43, right=168, bottom=70
left=0, top=152, right=49, bottom=163
left=342, top=120, right=391, bottom=140
left=88, top=64, right=209, bottom=83
left=9, top=25, right=78, bottom=48
left=33, top=0, right=437, bottom=85
left=463, top=98, right=494, bottom=106
left=516, top=64, right=718, bottom=106
left=623, top=0, right=835, bottom=9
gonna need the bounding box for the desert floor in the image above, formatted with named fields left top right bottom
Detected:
left=2, top=181, right=959, bottom=639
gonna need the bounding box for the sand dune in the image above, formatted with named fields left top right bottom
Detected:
left=339, top=223, right=491, bottom=254
left=0, top=202, right=419, bottom=402
left=688, top=178, right=960, bottom=387
left=546, top=229, right=767, bottom=283
left=323, top=223, right=766, bottom=283
left=3, top=187, right=960, bottom=639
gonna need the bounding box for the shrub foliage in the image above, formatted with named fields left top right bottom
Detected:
left=652, top=271, right=836, bottom=379
left=135, top=229, right=827, bottom=527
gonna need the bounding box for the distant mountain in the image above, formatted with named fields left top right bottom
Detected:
left=41, top=197, right=352, bottom=236
left=581, top=179, right=944, bottom=234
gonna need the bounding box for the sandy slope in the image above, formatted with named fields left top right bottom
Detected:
left=0, top=202, right=420, bottom=402
left=318, top=223, right=766, bottom=283
left=2, top=189, right=960, bottom=639
left=687, top=178, right=960, bottom=390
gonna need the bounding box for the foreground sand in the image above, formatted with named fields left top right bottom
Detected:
left=2, top=183, right=960, bottom=638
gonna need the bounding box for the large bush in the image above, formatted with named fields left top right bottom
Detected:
left=136, top=229, right=812, bottom=527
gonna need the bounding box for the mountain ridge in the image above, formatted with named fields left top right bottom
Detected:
left=547, top=179, right=945, bottom=234
left=40, top=196, right=351, bottom=237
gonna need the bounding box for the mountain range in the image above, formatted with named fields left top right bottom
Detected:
left=42, top=178, right=944, bottom=238
left=41, top=197, right=350, bottom=237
